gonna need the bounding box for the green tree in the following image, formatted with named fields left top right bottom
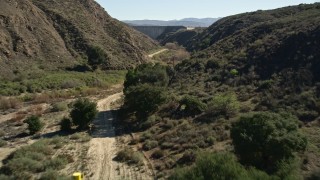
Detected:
left=231, top=112, right=307, bottom=172
left=70, top=98, right=98, bottom=130
left=124, top=84, right=167, bottom=119
left=24, top=115, right=43, bottom=134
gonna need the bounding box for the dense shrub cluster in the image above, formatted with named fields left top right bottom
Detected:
left=231, top=112, right=307, bottom=173
left=0, top=138, right=69, bottom=179
left=170, top=153, right=272, bottom=180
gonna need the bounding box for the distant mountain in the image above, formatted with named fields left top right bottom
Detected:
left=123, top=18, right=220, bottom=27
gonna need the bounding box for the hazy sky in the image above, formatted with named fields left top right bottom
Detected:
left=95, top=0, right=319, bottom=20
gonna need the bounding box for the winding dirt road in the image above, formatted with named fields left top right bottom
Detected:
left=148, top=49, right=168, bottom=58
left=85, top=92, right=153, bottom=180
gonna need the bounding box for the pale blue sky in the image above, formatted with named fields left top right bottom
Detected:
left=95, top=0, right=319, bottom=20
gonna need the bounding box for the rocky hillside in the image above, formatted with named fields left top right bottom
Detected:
left=0, top=0, right=157, bottom=78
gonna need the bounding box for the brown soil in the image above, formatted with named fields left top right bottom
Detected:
left=85, top=92, right=153, bottom=180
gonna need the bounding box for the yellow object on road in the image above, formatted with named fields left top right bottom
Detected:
left=73, top=172, right=84, bottom=180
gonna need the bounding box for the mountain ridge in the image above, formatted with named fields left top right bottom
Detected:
left=123, top=18, right=220, bottom=27
left=0, top=0, right=157, bottom=78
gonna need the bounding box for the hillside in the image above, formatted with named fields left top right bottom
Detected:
left=174, top=3, right=320, bottom=121
left=0, top=0, right=157, bottom=78
left=119, top=3, right=320, bottom=179
left=159, top=28, right=204, bottom=46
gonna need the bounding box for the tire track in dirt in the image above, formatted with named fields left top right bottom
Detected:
left=85, top=92, right=153, bottom=180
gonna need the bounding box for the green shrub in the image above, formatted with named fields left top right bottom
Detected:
left=60, top=118, right=72, bottom=132
left=70, top=98, right=98, bottom=130
left=170, top=152, right=272, bottom=180
left=0, top=175, right=13, bottom=180
left=24, top=116, right=43, bottom=134
left=44, top=157, right=67, bottom=170
left=230, top=69, right=239, bottom=76
left=51, top=102, right=68, bottom=112
left=6, top=157, right=43, bottom=173
left=152, top=149, right=165, bottom=159
left=0, top=139, right=7, bottom=147
left=231, top=112, right=307, bottom=173
left=143, top=140, right=159, bottom=151
left=115, top=148, right=143, bottom=165
left=40, top=169, right=70, bottom=180
left=140, top=115, right=158, bottom=129
left=180, top=96, right=207, bottom=116
left=207, top=93, right=240, bottom=118
left=0, top=130, right=5, bottom=137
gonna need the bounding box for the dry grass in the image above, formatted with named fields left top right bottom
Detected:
left=0, top=97, right=21, bottom=111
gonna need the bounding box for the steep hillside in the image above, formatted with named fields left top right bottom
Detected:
left=175, top=3, right=320, bottom=121
left=119, top=3, right=320, bottom=179
left=0, top=0, right=157, bottom=78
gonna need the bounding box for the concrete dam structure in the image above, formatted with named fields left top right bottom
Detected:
left=131, top=26, right=187, bottom=40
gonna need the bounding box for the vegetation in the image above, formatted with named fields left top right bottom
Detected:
left=70, top=98, right=98, bottom=130
left=24, top=116, right=43, bottom=135
left=60, top=118, right=72, bottom=132
left=170, top=153, right=273, bottom=180
left=0, top=138, right=69, bottom=179
left=207, top=93, right=240, bottom=119
left=124, top=63, right=169, bottom=92
left=115, top=148, right=144, bottom=165
left=179, top=96, right=207, bottom=117
left=122, top=64, right=169, bottom=127
left=231, top=112, right=307, bottom=173
left=0, top=70, right=126, bottom=96
left=87, top=46, right=108, bottom=70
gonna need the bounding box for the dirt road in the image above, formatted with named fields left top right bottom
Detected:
left=148, top=49, right=168, bottom=58
left=85, top=92, right=153, bottom=180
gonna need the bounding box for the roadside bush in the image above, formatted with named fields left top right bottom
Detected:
left=169, top=152, right=272, bottom=180
left=24, top=115, right=43, bottom=134
left=70, top=98, right=98, bottom=130
left=60, top=118, right=72, bottom=132
left=231, top=112, right=307, bottom=173
left=39, top=169, right=69, bottom=180
left=180, top=96, right=207, bottom=117
left=207, top=93, right=240, bottom=118
left=115, top=148, right=143, bottom=165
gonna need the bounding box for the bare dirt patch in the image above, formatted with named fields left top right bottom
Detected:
left=85, top=92, right=153, bottom=180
